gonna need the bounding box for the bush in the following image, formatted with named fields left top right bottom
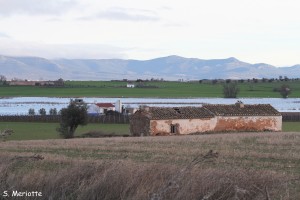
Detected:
left=80, top=131, right=120, bottom=138
left=49, top=108, right=58, bottom=115
left=39, top=108, right=46, bottom=115
left=223, top=83, right=239, bottom=98
left=280, top=84, right=291, bottom=98
left=28, top=108, right=35, bottom=116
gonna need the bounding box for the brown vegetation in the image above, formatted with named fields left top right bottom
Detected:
left=0, top=132, right=299, bottom=199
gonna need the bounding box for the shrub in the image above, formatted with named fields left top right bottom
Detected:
left=280, top=84, right=291, bottom=98
left=223, top=83, right=239, bottom=98
left=28, top=108, right=35, bottom=116
left=80, top=131, right=120, bottom=138
left=39, top=108, right=46, bottom=115
left=49, top=108, right=58, bottom=115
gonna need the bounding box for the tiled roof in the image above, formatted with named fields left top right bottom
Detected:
left=141, top=107, right=215, bottom=120
left=133, top=104, right=281, bottom=120
left=202, top=104, right=281, bottom=116
left=95, top=103, right=114, bottom=108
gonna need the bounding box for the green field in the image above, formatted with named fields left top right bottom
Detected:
left=0, top=122, right=130, bottom=140
left=1, top=80, right=300, bottom=97
left=282, top=122, right=300, bottom=132
left=0, top=121, right=299, bottom=141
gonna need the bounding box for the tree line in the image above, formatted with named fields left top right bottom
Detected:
left=223, top=83, right=291, bottom=98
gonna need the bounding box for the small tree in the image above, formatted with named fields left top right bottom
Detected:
left=211, top=79, right=218, bottom=85
left=57, top=100, right=88, bottom=139
left=0, top=75, right=7, bottom=85
left=49, top=108, right=57, bottom=115
left=28, top=108, right=35, bottom=115
left=280, top=84, right=291, bottom=98
left=55, top=78, right=64, bottom=86
left=0, top=75, right=6, bottom=82
left=39, top=108, right=46, bottom=115
left=223, top=83, right=239, bottom=98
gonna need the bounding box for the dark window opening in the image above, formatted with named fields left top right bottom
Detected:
left=171, top=124, right=176, bottom=134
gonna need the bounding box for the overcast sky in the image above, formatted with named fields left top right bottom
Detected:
left=0, top=0, right=299, bottom=66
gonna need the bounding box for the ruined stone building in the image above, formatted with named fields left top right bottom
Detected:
left=130, top=102, right=282, bottom=136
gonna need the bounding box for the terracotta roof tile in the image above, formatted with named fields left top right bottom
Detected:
left=140, top=107, right=214, bottom=120
left=202, top=104, right=281, bottom=116
left=133, top=104, right=281, bottom=120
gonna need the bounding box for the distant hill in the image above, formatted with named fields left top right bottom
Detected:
left=0, top=55, right=299, bottom=80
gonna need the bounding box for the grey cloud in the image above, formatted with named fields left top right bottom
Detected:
left=0, top=0, right=78, bottom=16
left=81, top=7, right=160, bottom=22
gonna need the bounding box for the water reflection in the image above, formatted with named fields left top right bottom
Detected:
left=0, top=97, right=299, bottom=115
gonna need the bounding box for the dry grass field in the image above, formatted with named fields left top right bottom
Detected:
left=0, top=132, right=300, bottom=199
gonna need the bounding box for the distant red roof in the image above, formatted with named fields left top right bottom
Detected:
left=95, top=103, right=114, bottom=108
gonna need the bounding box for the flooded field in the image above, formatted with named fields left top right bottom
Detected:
left=1, top=97, right=300, bottom=115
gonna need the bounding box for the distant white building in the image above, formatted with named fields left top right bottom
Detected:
left=115, top=100, right=123, bottom=113
left=88, top=103, right=115, bottom=115
left=126, top=83, right=135, bottom=88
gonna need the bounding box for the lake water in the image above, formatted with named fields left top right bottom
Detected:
left=0, top=97, right=300, bottom=115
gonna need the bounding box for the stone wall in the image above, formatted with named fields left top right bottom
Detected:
left=214, top=116, right=282, bottom=132
left=130, top=116, right=151, bottom=136
left=149, top=118, right=216, bottom=136
left=130, top=115, right=282, bottom=136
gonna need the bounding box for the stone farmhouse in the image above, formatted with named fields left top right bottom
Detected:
left=130, top=102, right=282, bottom=136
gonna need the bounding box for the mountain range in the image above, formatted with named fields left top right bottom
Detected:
left=0, top=55, right=299, bottom=80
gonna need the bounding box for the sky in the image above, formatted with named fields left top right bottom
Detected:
left=0, top=0, right=299, bottom=66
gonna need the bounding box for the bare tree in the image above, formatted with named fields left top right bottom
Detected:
left=28, top=108, right=35, bottom=115
left=280, top=84, right=291, bottom=98
left=0, top=75, right=7, bottom=85
left=0, top=75, right=6, bottom=81
left=223, top=83, right=239, bottom=98
left=39, top=108, right=47, bottom=115
left=49, top=108, right=58, bottom=115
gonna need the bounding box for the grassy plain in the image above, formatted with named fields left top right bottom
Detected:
left=0, top=121, right=299, bottom=141
left=0, top=132, right=299, bottom=199
left=0, top=122, right=130, bottom=140
left=1, top=80, right=299, bottom=199
left=1, top=80, right=300, bottom=97
left=282, top=122, right=300, bottom=132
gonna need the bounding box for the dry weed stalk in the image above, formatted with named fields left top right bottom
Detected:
left=149, top=150, right=219, bottom=200
left=0, top=129, right=13, bottom=141
left=0, top=132, right=299, bottom=199
left=11, top=154, right=44, bottom=161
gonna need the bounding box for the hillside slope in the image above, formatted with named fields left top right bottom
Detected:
left=0, top=55, right=299, bottom=80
